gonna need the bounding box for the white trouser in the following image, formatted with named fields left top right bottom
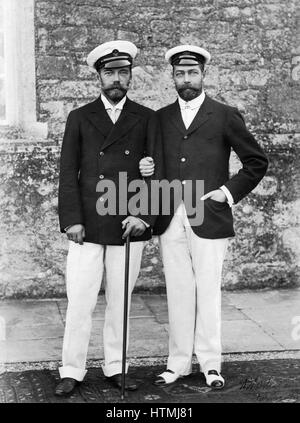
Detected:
left=59, top=241, right=144, bottom=381
left=160, top=203, right=228, bottom=376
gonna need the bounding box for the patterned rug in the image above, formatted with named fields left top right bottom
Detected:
left=1, top=359, right=300, bottom=403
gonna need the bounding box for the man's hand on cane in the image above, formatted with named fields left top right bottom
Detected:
left=122, top=217, right=146, bottom=238
left=66, top=224, right=85, bottom=244
left=139, top=157, right=155, bottom=177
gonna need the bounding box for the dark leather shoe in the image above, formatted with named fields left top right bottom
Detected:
left=54, top=378, right=79, bottom=397
left=106, top=373, right=138, bottom=391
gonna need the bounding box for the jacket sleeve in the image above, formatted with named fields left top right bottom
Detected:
left=223, top=107, right=269, bottom=204
left=133, top=112, right=164, bottom=227
left=58, top=110, right=83, bottom=232
left=146, top=111, right=165, bottom=181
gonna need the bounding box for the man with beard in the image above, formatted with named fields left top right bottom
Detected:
left=55, top=41, right=162, bottom=396
left=139, top=45, right=268, bottom=389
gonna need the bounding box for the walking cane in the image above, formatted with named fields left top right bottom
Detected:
left=121, top=234, right=130, bottom=399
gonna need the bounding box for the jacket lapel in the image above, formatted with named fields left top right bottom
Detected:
left=168, top=100, right=187, bottom=135
left=186, top=95, right=213, bottom=136
left=100, top=98, right=140, bottom=151
left=168, top=96, right=214, bottom=136
left=84, top=96, right=114, bottom=137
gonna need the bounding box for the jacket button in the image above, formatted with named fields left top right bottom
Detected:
left=183, top=135, right=188, bottom=140
left=99, top=174, right=104, bottom=179
left=125, top=150, right=130, bottom=155
left=181, top=157, right=186, bottom=162
left=99, top=151, right=104, bottom=157
left=99, top=197, right=104, bottom=202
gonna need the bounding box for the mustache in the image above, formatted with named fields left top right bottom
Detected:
left=102, top=84, right=128, bottom=100
left=177, top=86, right=202, bottom=97
left=178, top=85, right=199, bottom=92
left=106, top=83, right=125, bottom=90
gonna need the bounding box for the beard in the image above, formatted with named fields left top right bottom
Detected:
left=177, top=85, right=202, bottom=102
left=102, top=84, right=128, bottom=103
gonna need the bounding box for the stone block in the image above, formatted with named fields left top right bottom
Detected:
left=222, top=320, right=282, bottom=352
left=38, top=80, right=61, bottom=101
left=282, top=227, right=300, bottom=266
left=37, top=56, right=77, bottom=79
left=223, top=6, right=241, bottom=19
left=35, top=1, right=64, bottom=26
left=241, top=6, right=252, bottom=16
left=117, top=30, right=140, bottom=44
left=204, top=66, right=219, bottom=87
left=65, top=5, right=113, bottom=26
left=40, top=101, right=65, bottom=121
left=243, top=69, right=270, bottom=87
left=49, top=27, right=89, bottom=51
left=149, top=19, right=177, bottom=44
left=0, top=300, right=62, bottom=327
left=77, top=64, right=96, bottom=79
left=256, top=3, right=291, bottom=28
left=58, top=81, right=99, bottom=99
left=36, top=28, right=49, bottom=53
left=252, top=176, right=278, bottom=196
left=88, top=28, right=115, bottom=46
left=242, top=305, right=300, bottom=350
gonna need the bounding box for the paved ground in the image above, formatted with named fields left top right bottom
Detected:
left=1, top=289, right=300, bottom=363
left=0, top=289, right=300, bottom=403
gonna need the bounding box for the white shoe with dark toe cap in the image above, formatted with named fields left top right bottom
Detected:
left=205, top=370, right=225, bottom=389
left=154, top=369, right=182, bottom=386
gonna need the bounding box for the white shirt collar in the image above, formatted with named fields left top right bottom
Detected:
left=178, top=90, right=206, bottom=110
left=101, top=93, right=127, bottom=110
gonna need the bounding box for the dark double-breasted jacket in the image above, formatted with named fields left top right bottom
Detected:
left=58, top=96, right=162, bottom=245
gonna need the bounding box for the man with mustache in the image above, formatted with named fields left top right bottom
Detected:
left=55, top=40, right=162, bottom=396
left=140, top=45, right=268, bottom=389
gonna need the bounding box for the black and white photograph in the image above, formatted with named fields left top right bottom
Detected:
left=0, top=0, right=299, bottom=409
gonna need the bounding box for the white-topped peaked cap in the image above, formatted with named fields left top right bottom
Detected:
left=165, top=44, right=211, bottom=66
left=86, top=40, right=138, bottom=70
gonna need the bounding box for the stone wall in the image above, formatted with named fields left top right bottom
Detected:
left=0, top=0, right=299, bottom=297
